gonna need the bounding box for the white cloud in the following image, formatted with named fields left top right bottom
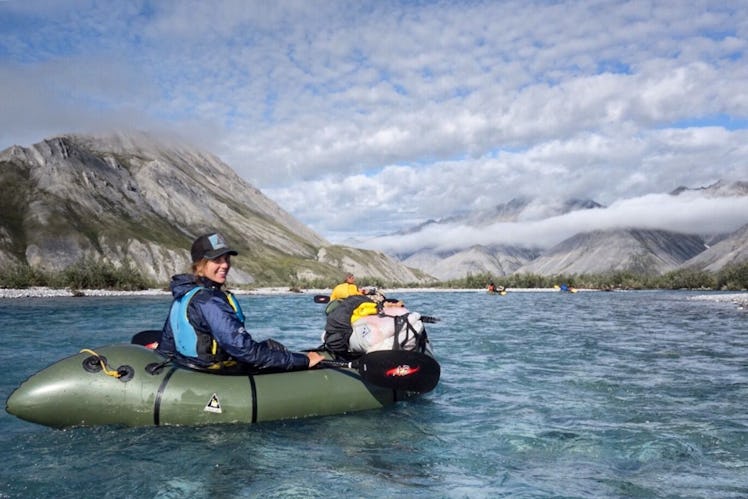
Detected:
left=361, top=193, right=748, bottom=255
left=0, top=0, right=746, bottom=247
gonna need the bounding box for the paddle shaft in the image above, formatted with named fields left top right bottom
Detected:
left=313, top=295, right=440, bottom=323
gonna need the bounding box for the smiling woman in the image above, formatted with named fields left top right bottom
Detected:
left=157, top=232, right=324, bottom=372
left=196, top=253, right=231, bottom=284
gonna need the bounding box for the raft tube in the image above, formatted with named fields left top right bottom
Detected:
left=6, top=344, right=425, bottom=429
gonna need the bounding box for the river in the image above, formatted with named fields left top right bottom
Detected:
left=1, top=290, right=746, bottom=498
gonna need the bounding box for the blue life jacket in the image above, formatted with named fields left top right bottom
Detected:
left=169, top=287, right=246, bottom=361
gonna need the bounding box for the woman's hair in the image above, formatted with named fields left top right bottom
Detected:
left=192, top=259, right=206, bottom=276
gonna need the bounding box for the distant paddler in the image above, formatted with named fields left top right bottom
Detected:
left=487, top=283, right=507, bottom=295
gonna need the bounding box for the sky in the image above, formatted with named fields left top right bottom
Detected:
left=1, top=0, right=747, bottom=254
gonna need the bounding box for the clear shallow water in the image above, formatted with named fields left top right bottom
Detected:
left=1, top=290, right=746, bottom=498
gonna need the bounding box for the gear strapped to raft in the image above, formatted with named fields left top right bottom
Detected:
left=323, top=296, right=432, bottom=359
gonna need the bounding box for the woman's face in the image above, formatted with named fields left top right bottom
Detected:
left=198, top=254, right=231, bottom=284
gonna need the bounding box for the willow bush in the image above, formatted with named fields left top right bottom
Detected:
left=440, top=265, right=747, bottom=291
left=56, top=259, right=152, bottom=290
left=0, top=264, right=49, bottom=288
left=716, top=261, right=748, bottom=290
left=1, top=259, right=153, bottom=291
left=2, top=261, right=747, bottom=292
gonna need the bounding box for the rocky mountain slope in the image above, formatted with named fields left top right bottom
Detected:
left=0, top=133, right=426, bottom=286
left=681, top=223, right=748, bottom=272
left=401, top=245, right=540, bottom=281
left=515, top=229, right=707, bottom=276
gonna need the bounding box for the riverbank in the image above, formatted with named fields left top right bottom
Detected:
left=1, top=286, right=746, bottom=308
left=0, top=286, right=479, bottom=299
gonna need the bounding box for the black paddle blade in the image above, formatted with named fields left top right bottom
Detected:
left=313, top=295, right=330, bottom=303
left=131, top=330, right=161, bottom=349
left=359, top=350, right=440, bottom=393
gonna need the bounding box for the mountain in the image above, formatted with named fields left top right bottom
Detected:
left=418, top=197, right=604, bottom=230
left=379, top=197, right=603, bottom=279
left=671, top=180, right=748, bottom=197
left=680, top=223, right=748, bottom=272
left=373, top=181, right=747, bottom=278
left=0, top=133, right=427, bottom=286
left=401, top=245, right=541, bottom=281
left=514, top=229, right=707, bottom=275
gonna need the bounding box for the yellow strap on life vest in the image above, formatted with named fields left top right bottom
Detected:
left=216, top=291, right=243, bottom=356
left=226, top=292, right=240, bottom=313
left=207, top=360, right=239, bottom=370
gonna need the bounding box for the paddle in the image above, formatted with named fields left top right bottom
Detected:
left=313, top=295, right=441, bottom=323
left=320, top=349, right=440, bottom=393
left=131, top=330, right=161, bottom=349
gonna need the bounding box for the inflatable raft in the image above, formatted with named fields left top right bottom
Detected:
left=6, top=343, right=439, bottom=429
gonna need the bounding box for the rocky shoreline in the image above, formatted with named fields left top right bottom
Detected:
left=0, top=286, right=302, bottom=299
left=0, top=287, right=745, bottom=309
left=688, top=292, right=748, bottom=309
left=0, top=286, right=478, bottom=299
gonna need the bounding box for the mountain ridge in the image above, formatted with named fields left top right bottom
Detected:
left=2, top=132, right=746, bottom=284
left=0, top=132, right=426, bottom=285
left=515, top=228, right=707, bottom=276
left=373, top=183, right=748, bottom=280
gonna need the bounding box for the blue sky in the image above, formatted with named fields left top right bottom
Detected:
left=1, top=0, right=747, bottom=251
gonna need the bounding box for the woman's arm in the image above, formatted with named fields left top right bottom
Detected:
left=193, top=293, right=310, bottom=370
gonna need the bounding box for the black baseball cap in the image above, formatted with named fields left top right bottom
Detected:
left=190, top=233, right=238, bottom=262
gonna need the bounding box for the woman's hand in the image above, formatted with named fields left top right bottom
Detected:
left=306, top=351, right=324, bottom=368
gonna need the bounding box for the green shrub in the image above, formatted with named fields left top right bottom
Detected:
left=0, top=264, right=49, bottom=288
left=55, top=259, right=152, bottom=290
left=2, top=259, right=746, bottom=292
left=660, top=268, right=716, bottom=290
left=716, top=261, right=748, bottom=290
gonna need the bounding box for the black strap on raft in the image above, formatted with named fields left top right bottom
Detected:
left=146, top=358, right=173, bottom=375
left=391, top=314, right=431, bottom=353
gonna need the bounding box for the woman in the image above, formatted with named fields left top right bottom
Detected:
left=158, top=232, right=324, bottom=372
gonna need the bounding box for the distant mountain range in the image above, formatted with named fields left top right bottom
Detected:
left=388, top=182, right=748, bottom=280
left=1, top=132, right=745, bottom=285
left=0, top=133, right=427, bottom=286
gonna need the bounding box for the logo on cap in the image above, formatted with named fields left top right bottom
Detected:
left=208, top=233, right=227, bottom=250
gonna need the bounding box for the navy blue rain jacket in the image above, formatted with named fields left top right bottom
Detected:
left=159, top=274, right=309, bottom=371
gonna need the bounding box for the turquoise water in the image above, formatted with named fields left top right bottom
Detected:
left=1, top=290, right=746, bottom=498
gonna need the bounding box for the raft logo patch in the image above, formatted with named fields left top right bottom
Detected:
left=204, top=393, right=222, bottom=414
left=385, top=364, right=421, bottom=377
